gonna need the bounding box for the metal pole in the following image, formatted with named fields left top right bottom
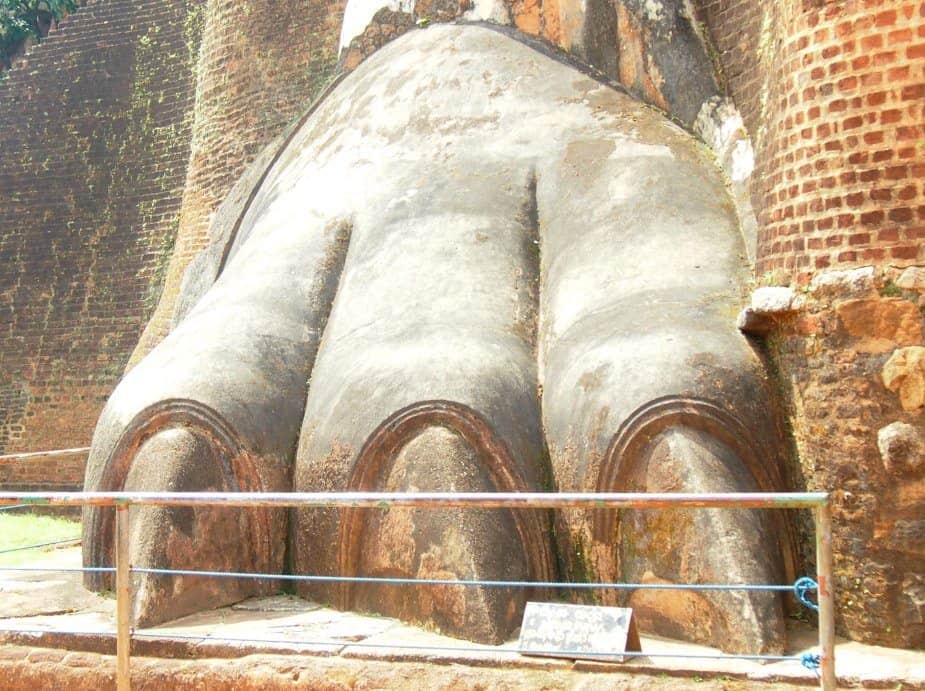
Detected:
left=0, top=446, right=90, bottom=462
left=0, top=490, right=831, bottom=510
left=815, top=501, right=836, bottom=690
left=116, top=505, right=132, bottom=691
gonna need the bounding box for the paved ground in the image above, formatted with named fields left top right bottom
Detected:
left=0, top=546, right=922, bottom=689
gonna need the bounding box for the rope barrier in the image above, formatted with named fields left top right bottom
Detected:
left=131, top=566, right=816, bottom=595
left=0, top=566, right=113, bottom=573
left=0, top=504, right=29, bottom=512
left=793, top=576, right=820, bottom=611
left=801, top=651, right=821, bottom=677
left=0, top=537, right=80, bottom=555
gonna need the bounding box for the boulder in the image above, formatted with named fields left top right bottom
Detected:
left=883, top=347, right=925, bottom=411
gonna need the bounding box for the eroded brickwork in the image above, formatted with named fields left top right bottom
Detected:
left=0, top=0, right=205, bottom=453
left=768, top=269, right=925, bottom=648
left=698, top=0, right=925, bottom=646
left=0, top=451, right=87, bottom=491
left=129, top=0, right=347, bottom=364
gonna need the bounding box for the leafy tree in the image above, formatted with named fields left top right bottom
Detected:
left=1, top=0, right=77, bottom=70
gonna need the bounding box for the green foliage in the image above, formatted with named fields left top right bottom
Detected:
left=879, top=280, right=903, bottom=298
left=0, top=0, right=77, bottom=69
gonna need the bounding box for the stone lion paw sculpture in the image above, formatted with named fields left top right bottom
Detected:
left=83, top=11, right=796, bottom=654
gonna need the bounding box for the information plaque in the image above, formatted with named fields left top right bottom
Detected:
left=518, top=602, right=642, bottom=663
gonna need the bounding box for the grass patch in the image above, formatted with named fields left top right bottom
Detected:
left=0, top=512, right=80, bottom=566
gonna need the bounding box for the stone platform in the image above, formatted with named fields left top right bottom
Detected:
left=0, top=546, right=922, bottom=689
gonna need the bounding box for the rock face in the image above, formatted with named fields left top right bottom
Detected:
left=878, top=422, right=924, bottom=474
left=883, top=347, right=925, bottom=412
left=82, top=24, right=791, bottom=652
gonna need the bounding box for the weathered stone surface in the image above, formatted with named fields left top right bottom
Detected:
left=896, top=267, right=925, bottom=292
left=836, top=298, right=924, bottom=350
left=877, top=422, right=924, bottom=473
left=613, top=427, right=785, bottom=655
left=883, top=347, right=925, bottom=411
left=83, top=23, right=787, bottom=651
left=902, top=574, right=925, bottom=625
left=750, top=287, right=803, bottom=314
left=810, top=266, right=877, bottom=295
left=0, top=644, right=831, bottom=690
left=737, top=287, right=804, bottom=335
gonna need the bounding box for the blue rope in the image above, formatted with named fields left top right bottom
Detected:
left=793, top=577, right=819, bottom=611
left=801, top=651, right=821, bottom=677
left=0, top=566, right=113, bottom=574
left=0, top=504, right=29, bottom=512
left=132, top=567, right=822, bottom=595
left=0, top=537, right=80, bottom=555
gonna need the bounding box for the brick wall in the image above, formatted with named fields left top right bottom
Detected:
left=0, top=450, right=88, bottom=491
left=129, top=0, right=347, bottom=363
left=698, top=0, right=924, bottom=284
left=0, top=0, right=205, bottom=454
left=698, top=0, right=925, bottom=647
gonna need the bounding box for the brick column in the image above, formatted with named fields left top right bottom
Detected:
left=700, top=0, right=924, bottom=647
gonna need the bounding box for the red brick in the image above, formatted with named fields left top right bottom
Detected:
left=897, top=185, right=917, bottom=201
left=888, top=28, right=913, bottom=43
left=901, top=84, right=925, bottom=100
left=875, top=9, right=898, bottom=26
left=872, top=149, right=894, bottom=163
left=843, top=115, right=863, bottom=129
left=882, top=109, right=903, bottom=124
left=839, top=214, right=857, bottom=229
left=873, top=50, right=897, bottom=65
left=890, top=245, right=919, bottom=259
left=878, top=227, right=900, bottom=242
left=860, top=210, right=885, bottom=225
left=889, top=207, right=914, bottom=223
left=845, top=192, right=865, bottom=207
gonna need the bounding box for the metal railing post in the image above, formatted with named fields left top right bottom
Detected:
left=815, top=500, right=836, bottom=690
left=115, top=505, right=132, bottom=691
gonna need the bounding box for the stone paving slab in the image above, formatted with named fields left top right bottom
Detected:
left=1, top=547, right=923, bottom=688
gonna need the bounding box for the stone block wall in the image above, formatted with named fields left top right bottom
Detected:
left=0, top=0, right=205, bottom=454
